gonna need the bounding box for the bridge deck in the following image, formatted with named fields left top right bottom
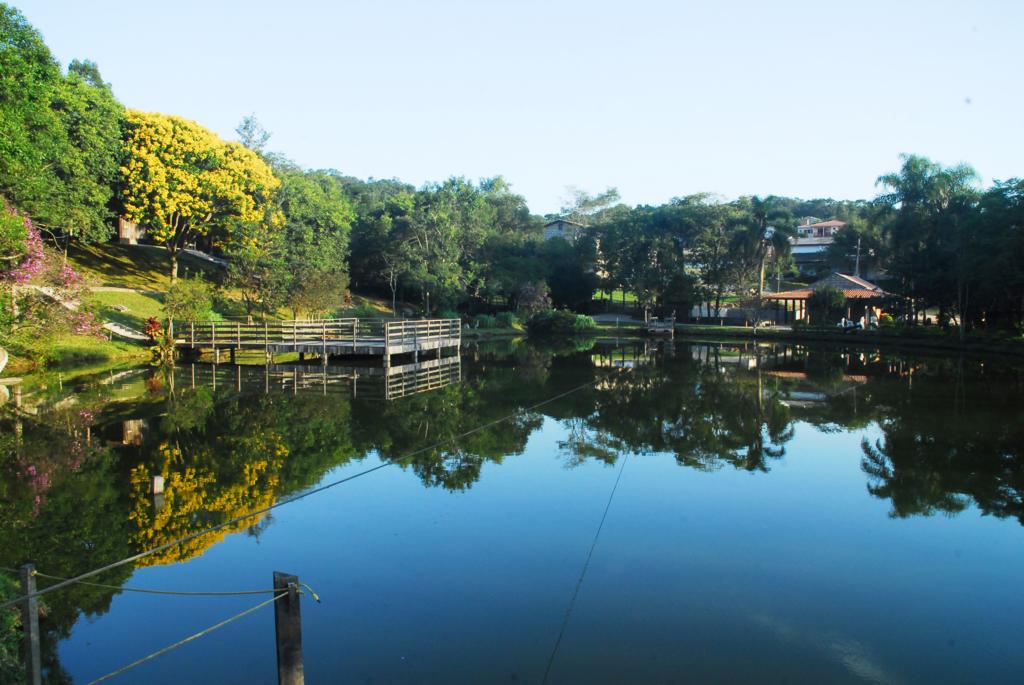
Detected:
left=181, top=318, right=461, bottom=362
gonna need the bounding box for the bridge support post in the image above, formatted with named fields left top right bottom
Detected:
left=20, top=564, right=41, bottom=685
left=273, top=571, right=304, bottom=685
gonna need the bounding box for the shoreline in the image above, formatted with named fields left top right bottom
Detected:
left=668, top=323, right=1024, bottom=359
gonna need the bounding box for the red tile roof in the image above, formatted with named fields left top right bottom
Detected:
left=801, top=219, right=847, bottom=228
left=764, top=272, right=890, bottom=300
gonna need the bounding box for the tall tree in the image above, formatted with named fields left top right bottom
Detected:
left=874, top=154, right=978, bottom=326
left=0, top=7, right=122, bottom=245
left=733, top=196, right=795, bottom=298
left=120, top=110, right=279, bottom=280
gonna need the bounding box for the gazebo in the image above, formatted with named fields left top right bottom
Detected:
left=764, top=273, right=891, bottom=325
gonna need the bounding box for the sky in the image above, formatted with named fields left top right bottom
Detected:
left=13, top=0, right=1024, bottom=214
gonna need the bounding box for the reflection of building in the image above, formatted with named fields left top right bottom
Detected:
left=792, top=218, right=846, bottom=276
left=121, top=419, right=147, bottom=445
left=543, top=219, right=587, bottom=243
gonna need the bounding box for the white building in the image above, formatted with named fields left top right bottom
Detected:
left=543, top=219, right=587, bottom=243
left=791, top=218, right=846, bottom=275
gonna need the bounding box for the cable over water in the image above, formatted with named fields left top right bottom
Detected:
left=82, top=591, right=290, bottom=685
left=541, top=451, right=630, bottom=684
left=0, top=371, right=620, bottom=612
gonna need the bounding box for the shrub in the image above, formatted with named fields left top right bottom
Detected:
left=807, top=286, right=846, bottom=325
left=518, top=281, right=552, bottom=319
left=473, top=314, right=498, bottom=329
left=495, top=311, right=518, bottom=328
left=163, top=277, right=213, bottom=326
left=438, top=309, right=460, bottom=321
left=143, top=316, right=162, bottom=341
left=352, top=302, right=379, bottom=319
left=527, top=310, right=597, bottom=336
left=879, top=313, right=895, bottom=328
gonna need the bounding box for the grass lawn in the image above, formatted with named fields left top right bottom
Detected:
left=69, top=242, right=222, bottom=289
left=92, top=290, right=164, bottom=331
left=5, top=333, right=149, bottom=372
left=594, top=289, right=639, bottom=303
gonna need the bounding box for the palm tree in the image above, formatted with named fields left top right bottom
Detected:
left=734, top=196, right=795, bottom=299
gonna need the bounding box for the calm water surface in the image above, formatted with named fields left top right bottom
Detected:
left=1, top=339, right=1022, bottom=684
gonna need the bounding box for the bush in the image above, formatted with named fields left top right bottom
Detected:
left=495, top=311, right=518, bottom=328
left=518, top=281, right=552, bottom=319
left=1, top=573, right=23, bottom=683
left=473, top=314, right=498, bottom=329
left=352, top=302, right=379, bottom=319
left=163, top=277, right=214, bottom=325
left=807, top=286, right=846, bottom=325
left=438, top=309, right=460, bottom=321
left=527, top=310, right=597, bottom=336
left=879, top=313, right=895, bottom=328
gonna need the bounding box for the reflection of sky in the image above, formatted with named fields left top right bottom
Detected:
left=59, top=416, right=1024, bottom=685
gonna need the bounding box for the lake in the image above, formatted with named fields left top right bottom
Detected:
left=2, top=339, right=1022, bottom=684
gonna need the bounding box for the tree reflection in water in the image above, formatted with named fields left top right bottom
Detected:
left=2, top=340, right=1024, bottom=678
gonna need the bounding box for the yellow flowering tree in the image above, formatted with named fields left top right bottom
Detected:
left=128, top=431, right=289, bottom=566
left=120, top=110, right=279, bottom=280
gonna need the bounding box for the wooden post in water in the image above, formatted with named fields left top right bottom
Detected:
left=20, top=564, right=42, bottom=685
left=273, top=571, right=304, bottom=685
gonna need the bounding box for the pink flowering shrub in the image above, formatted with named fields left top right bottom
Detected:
left=1, top=203, right=103, bottom=342
left=0, top=220, right=44, bottom=284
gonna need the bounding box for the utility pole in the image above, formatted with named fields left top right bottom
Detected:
left=854, top=236, right=862, bottom=278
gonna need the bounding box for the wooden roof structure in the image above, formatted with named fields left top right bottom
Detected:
left=765, top=273, right=890, bottom=301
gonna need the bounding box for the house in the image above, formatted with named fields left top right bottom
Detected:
left=764, top=272, right=890, bottom=324
left=791, top=218, right=846, bottom=276
left=117, top=216, right=146, bottom=245
left=543, top=218, right=587, bottom=243
left=796, top=218, right=845, bottom=238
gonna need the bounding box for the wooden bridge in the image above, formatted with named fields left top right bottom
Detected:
left=176, top=355, right=462, bottom=401
left=181, top=318, right=461, bottom=366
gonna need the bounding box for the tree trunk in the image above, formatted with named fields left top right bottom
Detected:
left=758, top=253, right=766, bottom=299
left=170, top=251, right=179, bottom=283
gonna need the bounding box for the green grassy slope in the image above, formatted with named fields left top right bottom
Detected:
left=68, top=243, right=222, bottom=289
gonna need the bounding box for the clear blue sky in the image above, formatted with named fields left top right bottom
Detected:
left=14, top=0, right=1024, bottom=214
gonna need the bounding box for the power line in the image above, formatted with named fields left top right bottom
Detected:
left=1, top=372, right=615, bottom=612
left=541, top=452, right=629, bottom=684
left=83, top=591, right=289, bottom=685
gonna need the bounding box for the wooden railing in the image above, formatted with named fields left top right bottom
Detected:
left=183, top=318, right=460, bottom=351
left=383, top=319, right=461, bottom=348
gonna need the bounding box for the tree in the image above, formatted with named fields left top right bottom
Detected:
left=120, top=110, right=279, bottom=281
left=688, top=197, right=739, bottom=315
left=162, top=277, right=213, bottom=336
left=826, top=213, right=885, bottom=279
left=0, top=5, right=65, bottom=222
left=874, top=154, right=978, bottom=326
left=733, top=196, right=795, bottom=298
left=970, top=179, right=1024, bottom=331
left=807, top=286, right=846, bottom=325
left=225, top=234, right=290, bottom=317
left=235, top=114, right=271, bottom=153
left=517, top=281, right=552, bottom=319
left=273, top=164, right=354, bottom=316
left=559, top=186, right=621, bottom=225
left=0, top=8, right=122, bottom=246
left=49, top=60, right=124, bottom=247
